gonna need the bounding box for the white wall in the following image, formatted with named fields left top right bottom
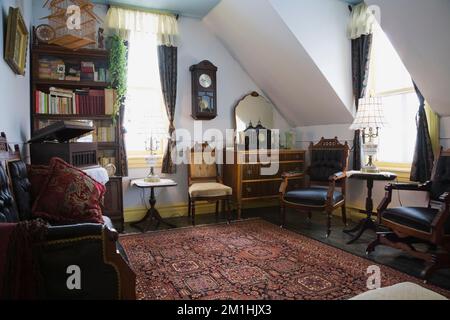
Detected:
left=123, top=17, right=291, bottom=211
left=270, top=0, right=354, bottom=114
left=0, top=0, right=32, bottom=157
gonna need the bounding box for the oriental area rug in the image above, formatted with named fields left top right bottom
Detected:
left=120, top=219, right=450, bottom=300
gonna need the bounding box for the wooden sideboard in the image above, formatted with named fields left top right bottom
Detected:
left=223, top=149, right=306, bottom=218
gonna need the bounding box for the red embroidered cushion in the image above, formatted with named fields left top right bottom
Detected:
left=27, top=165, right=50, bottom=203
left=32, top=158, right=105, bottom=224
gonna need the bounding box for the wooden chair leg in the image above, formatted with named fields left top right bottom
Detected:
left=188, top=197, right=191, bottom=217
left=226, top=198, right=231, bottom=224
left=341, top=205, right=347, bottom=226
left=366, top=235, right=380, bottom=255
left=280, top=204, right=286, bottom=228
left=191, top=201, right=196, bottom=226
left=215, top=200, right=219, bottom=221
left=326, top=210, right=332, bottom=238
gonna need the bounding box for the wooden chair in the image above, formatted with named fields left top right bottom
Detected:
left=188, top=142, right=232, bottom=225
left=367, top=148, right=450, bottom=280
left=279, top=137, right=349, bottom=237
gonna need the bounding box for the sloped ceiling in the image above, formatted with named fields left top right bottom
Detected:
left=204, top=0, right=354, bottom=126
left=366, top=0, right=450, bottom=116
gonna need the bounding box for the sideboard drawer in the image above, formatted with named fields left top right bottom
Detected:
left=280, top=152, right=305, bottom=162
left=242, top=180, right=280, bottom=198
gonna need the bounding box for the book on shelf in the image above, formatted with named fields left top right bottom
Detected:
left=35, top=88, right=116, bottom=116
left=38, top=58, right=108, bottom=83
left=95, top=126, right=116, bottom=142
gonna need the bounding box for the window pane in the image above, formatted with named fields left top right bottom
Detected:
left=372, top=22, right=414, bottom=93
left=377, top=93, right=418, bottom=163
left=125, top=31, right=168, bottom=153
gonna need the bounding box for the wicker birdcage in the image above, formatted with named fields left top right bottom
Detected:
left=41, top=0, right=102, bottom=50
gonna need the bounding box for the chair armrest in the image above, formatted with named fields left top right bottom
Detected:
left=386, top=181, right=431, bottom=192
left=46, top=223, right=118, bottom=242
left=280, top=172, right=304, bottom=196
left=439, top=192, right=450, bottom=203
left=329, top=172, right=346, bottom=181
left=281, top=171, right=304, bottom=180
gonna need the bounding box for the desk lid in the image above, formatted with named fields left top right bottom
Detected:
left=29, top=121, right=94, bottom=143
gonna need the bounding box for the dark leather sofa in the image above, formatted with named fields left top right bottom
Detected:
left=0, top=158, right=135, bottom=299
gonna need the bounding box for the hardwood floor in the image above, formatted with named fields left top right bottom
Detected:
left=124, top=206, right=450, bottom=290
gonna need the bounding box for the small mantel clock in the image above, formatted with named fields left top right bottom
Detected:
left=190, top=60, right=217, bottom=120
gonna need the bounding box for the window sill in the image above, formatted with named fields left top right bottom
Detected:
left=375, top=162, right=411, bottom=182
left=127, top=153, right=163, bottom=169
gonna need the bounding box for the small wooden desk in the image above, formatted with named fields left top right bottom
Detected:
left=130, top=179, right=177, bottom=232
left=344, top=171, right=397, bottom=244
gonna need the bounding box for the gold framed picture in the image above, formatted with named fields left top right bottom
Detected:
left=4, top=7, right=29, bottom=76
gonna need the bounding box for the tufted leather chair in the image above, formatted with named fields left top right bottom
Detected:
left=367, top=148, right=450, bottom=280
left=7, top=160, right=33, bottom=221
left=0, top=164, right=19, bottom=223
left=280, top=137, right=349, bottom=237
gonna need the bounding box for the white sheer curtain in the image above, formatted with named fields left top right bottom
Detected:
left=347, top=2, right=376, bottom=40
left=104, top=6, right=178, bottom=46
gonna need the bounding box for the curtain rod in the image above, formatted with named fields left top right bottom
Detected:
left=107, top=2, right=179, bottom=19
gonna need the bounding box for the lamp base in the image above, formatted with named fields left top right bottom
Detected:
left=361, top=166, right=380, bottom=173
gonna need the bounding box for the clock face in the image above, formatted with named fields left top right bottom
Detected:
left=199, top=74, right=212, bottom=88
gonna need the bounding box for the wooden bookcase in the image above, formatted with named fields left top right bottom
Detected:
left=30, top=36, right=125, bottom=231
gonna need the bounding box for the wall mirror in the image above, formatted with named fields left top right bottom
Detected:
left=234, top=92, right=274, bottom=144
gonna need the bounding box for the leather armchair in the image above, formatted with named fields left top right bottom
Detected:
left=279, top=137, right=350, bottom=237
left=367, top=148, right=450, bottom=280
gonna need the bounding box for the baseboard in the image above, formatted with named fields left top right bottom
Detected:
left=124, top=198, right=280, bottom=223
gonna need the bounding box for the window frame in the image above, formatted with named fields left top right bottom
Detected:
left=367, top=25, right=416, bottom=179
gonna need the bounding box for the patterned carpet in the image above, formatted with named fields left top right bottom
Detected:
left=120, top=219, right=450, bottom=300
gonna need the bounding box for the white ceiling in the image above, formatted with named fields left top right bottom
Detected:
left=204, top=0, right=354, bottom=127
left=366, top=0, right=450, bottom=116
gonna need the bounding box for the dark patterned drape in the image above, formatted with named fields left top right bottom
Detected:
left=351, top=34, right=373, bottom=170
left=158, top=45, right=178, bottom=174
left=410, top=82, right=434, bottom=182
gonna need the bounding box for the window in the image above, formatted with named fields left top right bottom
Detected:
left=368, top=22, right=419, bottom=165
left=125, top=31, right=168, bottom=167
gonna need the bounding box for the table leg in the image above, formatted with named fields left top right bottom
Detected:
left=344, top=178, right=377, bottom=244
left=130, top=187, right=176, bottom=232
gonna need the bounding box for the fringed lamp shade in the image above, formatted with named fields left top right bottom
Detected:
left=350, top=96, right=387, bottom=130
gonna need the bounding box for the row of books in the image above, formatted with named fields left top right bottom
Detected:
left=38, top=58, right=109, bottom=82
left=94, top=126, right=116, bottom=143
left=35, top=88, right=116, bottom=115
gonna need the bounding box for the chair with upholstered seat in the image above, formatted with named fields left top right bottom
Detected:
left=279, top=137, right=349, bottom=237
left=367, top=148, right=450, bottom=280
left=188, top=142, right=232, bottom=226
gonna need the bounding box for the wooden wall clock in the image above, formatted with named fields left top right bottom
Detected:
left=190, top=60, right=218, bottom=120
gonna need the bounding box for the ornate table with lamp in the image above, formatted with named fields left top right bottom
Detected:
left=130, top=179, right=178, bottom=232
left=343, top=170, right=397, bottom=244
left=345, top=95, right=392, bottom=244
